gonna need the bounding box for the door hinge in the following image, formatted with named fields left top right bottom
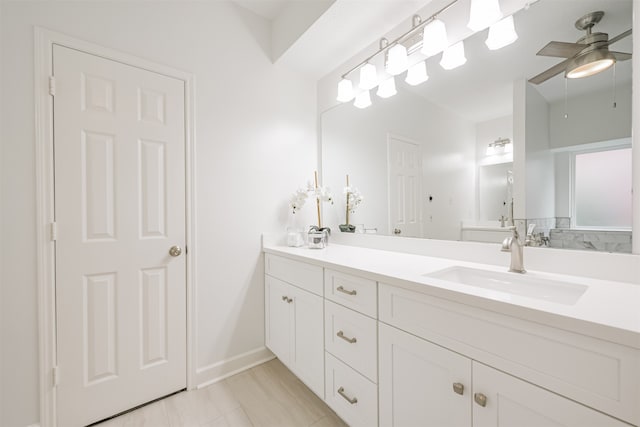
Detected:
left=185, top=245, right=188, bottom=255
left=52, top=366, right=60, bottom=387
left=50, top=222, right=58, bottom=241
left=48, top=76, right=56, bottom=96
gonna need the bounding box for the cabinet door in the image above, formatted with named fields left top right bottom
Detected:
left=265, top=276, right=291, bottom=365
left=290, top=285, right=325, bottom=398
left=379, top=323, right=472, bottom=427
left=472, top=362, right=630, bottom=427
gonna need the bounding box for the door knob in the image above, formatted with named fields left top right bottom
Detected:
left=393, top=228, right=402, bottom=235
left=169, top=246, right=182, bottom=257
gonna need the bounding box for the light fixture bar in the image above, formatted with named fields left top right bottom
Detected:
left=340, top=0, right=458, bottom=79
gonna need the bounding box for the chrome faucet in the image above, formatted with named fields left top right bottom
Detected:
left=501, top=228, right=526, bottom=273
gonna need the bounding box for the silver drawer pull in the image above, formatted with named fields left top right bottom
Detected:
left=452, top=382, right=464, bottom=395
left=337, top=330, right=357, bottom=344
left=474, top=393, right=487, bottom=407
left=337, top=386, right=358, bottom=404
left=281, top=295, right=287, bottom=301
left=281, top=296, right=293, bottom=303
left=337, top=285, right=357, bottom=296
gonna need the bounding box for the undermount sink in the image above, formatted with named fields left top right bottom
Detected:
left=425, top=266, right=588, bottom=305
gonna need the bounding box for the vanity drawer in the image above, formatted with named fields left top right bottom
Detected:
left=325, top=352, right=378, bottom=427
left=324, top=269, right=377, bottom=318
left=379, top=283, right=640, bottom=426
left=325, top=300, right=377, bottom=382
left=265, top=253, right=323, bottom=296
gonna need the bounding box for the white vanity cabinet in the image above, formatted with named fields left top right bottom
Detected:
left=379, top=323, right=630, bottom=427
left=264, top=254, right=324, bottom=398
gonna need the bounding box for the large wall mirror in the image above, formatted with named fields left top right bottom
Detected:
left=321, top=0, right=632, bottom=253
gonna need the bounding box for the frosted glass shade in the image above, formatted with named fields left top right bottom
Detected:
left=421, top=19, right=448, bottom=57
left=386, top=44, right=409, bottom=76
left=405, top=62, right=429, bottom=86
left=486, top=16, right=518, bottom=50
left=376, top=77, right=397, bottom=98
left=354, top=90, right=372, bottom=108
left=468, top=0, right=502, bottom=31
left=359, top=63, right=378, bottom=90
left=440, top=41, right=467, bottom=70
left=336, top=78, right=355, bottom=102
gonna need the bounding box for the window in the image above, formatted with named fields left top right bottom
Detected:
left=573, top=146, right=632, bottom=229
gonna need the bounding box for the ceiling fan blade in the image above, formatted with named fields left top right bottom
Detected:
left=528, top=58, right=572, bottom=85
left=609, top=29, right=632, bottom=45
left=611, top=51, right=632, bottom=61
left=536, top=41, right=586, bottom=58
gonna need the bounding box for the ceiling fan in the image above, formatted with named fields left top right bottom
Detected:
left=529, top=11, right=632, bottom=85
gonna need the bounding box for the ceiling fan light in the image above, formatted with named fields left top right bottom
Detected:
left=359, top=63, right=378, bottom=90
left=440, top=41, right=467, bottom=70
left=336, top=78, right=355, bottom=102
left=386, top=44, right=409, bottom=76
left=376, top=77, right=397, bottom=98
left=468, top=0, right=503, bottom=32
left=566, top=49, right=616, bottom=79
left=405, top=61, right=429, bottom=86
left=421, top=19, right=448, bottom=57
left=485, top=15, right=518, bottom=50
left=354, top=90, right=372, bottom=108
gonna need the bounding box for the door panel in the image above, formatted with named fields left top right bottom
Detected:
left=379, top=323, right=472, bottom=427
left=54, top=45, right=186, bottom=426
left=388, top=135, right=422, bottom=237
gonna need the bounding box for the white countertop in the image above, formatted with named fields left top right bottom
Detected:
left=263, top=243, right=640, bottom=349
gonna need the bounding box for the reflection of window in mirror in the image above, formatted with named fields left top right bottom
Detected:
left=573, top=147, right=632, bottom=229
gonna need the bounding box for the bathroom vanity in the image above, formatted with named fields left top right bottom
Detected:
left=263, top=243, right=640, bottom=427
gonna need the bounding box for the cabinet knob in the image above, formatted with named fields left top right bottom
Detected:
left=393, top=228, right=402, bottom=235
left=474, top=393, right=487, bottom=407
left=337, top=387, right=358, bottom=404
left=452, top=382, right=464, bottom=395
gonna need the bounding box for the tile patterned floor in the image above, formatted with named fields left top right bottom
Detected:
left=95, top=359, right=347, bottom=427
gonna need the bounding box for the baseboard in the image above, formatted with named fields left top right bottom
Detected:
left=195, top=346, right=275, bottom=389
left=26, top=424, right=41, bottom=427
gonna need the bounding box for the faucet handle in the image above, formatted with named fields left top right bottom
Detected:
left=501, top=236, right=513, bottom=252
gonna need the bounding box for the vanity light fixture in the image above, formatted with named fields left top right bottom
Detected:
left=485, top=15, right=518, bottom=50
left=468, top=0, right=503, bottom=31
left=486, top=137, right=512, bottom=155
left=386, top=44, right=409, bottom=76
left=354, top=90, right=372, bottom=108
left=421, top=19, right=449, bottom=57
left=376, top=77, right=397, bottom=98
left=359, top=63, right=378, bottom=90
left=335, top=0, right=457, bottom=104
left=440, top=41, right=467, bottom=70
left=336, top=78, right=355, bottom=102
left=405, top=61, right=429, bottom=86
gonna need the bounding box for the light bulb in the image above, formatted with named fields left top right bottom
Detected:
left=359, top=63, right=378, bottom=90
left=440, top=41, right=467, bottom=70
left=353, top=90, right=372, bottom=109
left=386, top=44, right=409, bottom=76
left=468, top=0, right=502, bottom=31
left=486, top=15, right=518, bottom=50
left=421, top=19, right=448, bottom=57
left=405, top=62, right=429, bottom=86
left=336, top=78, right=355, bottom=102
left=376, top=77, right=397, bottom=98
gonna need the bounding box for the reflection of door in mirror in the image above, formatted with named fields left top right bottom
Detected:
left=478, top=163, right=512, bottom=222
left=388, top=135, right=422, bottom=237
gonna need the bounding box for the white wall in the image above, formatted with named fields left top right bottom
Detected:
left=0, top=2, right=318, bottom=426
left=524, top=83, right=555, bottom=220
left=549, top=82, right=632, bottom=149
left=321, top=89, right=476, bottom=240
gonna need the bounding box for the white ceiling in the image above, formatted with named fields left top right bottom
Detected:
left=232, top=0, right=290, bottom=20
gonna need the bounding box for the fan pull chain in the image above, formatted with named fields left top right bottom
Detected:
left=612, top=62, right=617, bottom=109
left=564, top=77, right=569, bottom=119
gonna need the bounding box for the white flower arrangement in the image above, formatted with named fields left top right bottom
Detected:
left=289, top=172, right=334, bottom=229
left=289, top=188, right=309, bottom=214
left=344, top=186, right=363, bottom=214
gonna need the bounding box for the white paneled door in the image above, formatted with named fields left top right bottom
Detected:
left=53, top=45, right=187, bottom=427
left=388, top=135, right=422, bottom=237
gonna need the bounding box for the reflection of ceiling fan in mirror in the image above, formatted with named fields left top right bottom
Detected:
left=529, top=11, right=632, bottom=85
